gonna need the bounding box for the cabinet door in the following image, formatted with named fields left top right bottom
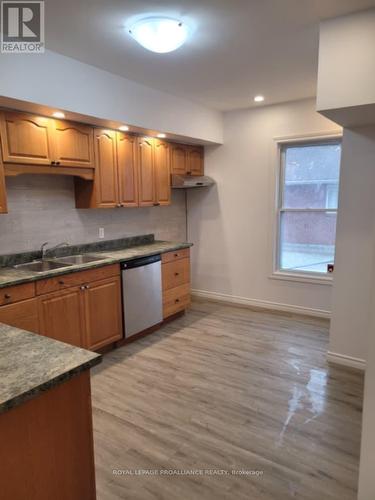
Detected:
left=52, top=120, right=95, bottom=168
left=154, top=140, right=171, bottom=206
left=83, top=276, right=123, bottom=350
left=170, top=144, right=187, bottom=175
left=117, top=132, right=138, bottom=207
left=94, top=129, right=118, bottom=208
left=0, top=111, right=54, bottom=166
left=138, top=138, right=155, bottom=207
left=38, top=287, right=86, bottom=347
left=0, top=159, right=7, bottom=214
left=187, top=146, right=204, bottom=176
left=0, top=298, right=39, bottom=333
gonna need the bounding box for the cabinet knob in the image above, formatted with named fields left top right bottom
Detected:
left=153, top=202, right=160, bottom=207
left=58, top=280, right=64, bottom=285
left=175, top=272, right=179, bottom=276
left=56, top=161, right=61, bottom=165
left=116, top=203, right=122, bottom=208
left=80, top=285, right=85, bottom=291
left=4, top=294, right=11, bottom=300
left=174, top=253, right=179, bottom=257
left=51, top=161, right=56, bottom=165
left=175, top=298, right=180, bottom=303
left=85, top=285, right=90, bottom=289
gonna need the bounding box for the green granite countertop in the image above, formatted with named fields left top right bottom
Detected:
left=0, top=239, right=192, bottom=289
left=0, top=323, right=101, bottom=414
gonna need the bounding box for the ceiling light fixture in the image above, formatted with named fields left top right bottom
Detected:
left=119, top=125, right=129, bottom=131
left=52, top=111, right=65, bottom=118
left=157, top=133, right=166, bottom=138
left=254, top=95, right=265, bottom=103
left=128, top=17, right=190, bottom=53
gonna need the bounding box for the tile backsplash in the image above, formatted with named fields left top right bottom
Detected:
left=0, top=175, right=187, bottom=254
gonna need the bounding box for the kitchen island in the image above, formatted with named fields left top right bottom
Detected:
left=0, top=322, right=101, bottom=500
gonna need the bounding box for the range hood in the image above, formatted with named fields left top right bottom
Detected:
left=171, top=175, right=215, bottom=189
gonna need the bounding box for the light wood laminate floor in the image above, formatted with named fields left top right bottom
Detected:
left=91, top=299, right=364, bottom=500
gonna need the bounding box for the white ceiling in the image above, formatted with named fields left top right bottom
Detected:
left=46, top=0, right=375, bottom=111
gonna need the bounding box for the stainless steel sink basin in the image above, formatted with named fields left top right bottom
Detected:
left=14, top=260, right=73, bottom=273
left=53, top=254, right=108, bottom=265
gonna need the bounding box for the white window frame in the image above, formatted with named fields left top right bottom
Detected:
left=270, top=132, right=342, bottom=286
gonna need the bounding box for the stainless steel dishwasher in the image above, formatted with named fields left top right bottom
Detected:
left=121, top=255, right=163, bottom=338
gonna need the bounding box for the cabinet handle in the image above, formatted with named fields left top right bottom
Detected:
left=4, top=294, right=11, bottom=299
left=153, top=202, right=160, bottom=206
left=187, top=171, right=192, bottom=175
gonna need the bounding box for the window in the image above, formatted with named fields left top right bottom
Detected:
left=276, top=138, right=342, bottom=277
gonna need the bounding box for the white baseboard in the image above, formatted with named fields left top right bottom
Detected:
left=327, top=351, right=366, bottom=371
left=191, top=289, right=331, bottom=319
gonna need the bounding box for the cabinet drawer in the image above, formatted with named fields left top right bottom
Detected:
left=36, top=264, right=120, bottom=295
left=161, top=248, right=190, bottom=264
left=0, top=298, right=39, bottom=333
left=162, top=258, right=190, bottom=291
left=0, top=282, right=35, bottom=306
left=163, top=283, right=191, bottom=318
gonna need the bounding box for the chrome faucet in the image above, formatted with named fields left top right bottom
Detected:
left=41, top=241, right=69, bottom=259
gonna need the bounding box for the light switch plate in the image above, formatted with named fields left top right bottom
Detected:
left=99, top=227, right=105, bottom=239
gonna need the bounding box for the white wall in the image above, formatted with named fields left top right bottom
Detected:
left=317, top=9, right=375, bottom=112
left=329, top=126, right=375, bottom=367
left=188, top=98, right=340, bottom=316
left=0, top=50, right=223, bottom=144
left=358, top=238, right=375, bottom=498
left=0, top=175, right=186, bottom=254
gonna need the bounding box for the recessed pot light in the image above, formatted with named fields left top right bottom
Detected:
left=157, top=133, right=166, bottom=138
left=254, top=95, right=265, bottom=103
left=128, top=17, right=190, bottom=53
left=52, top=111, right=65, bottom=118
left=119, top=125, right=129, bottom=131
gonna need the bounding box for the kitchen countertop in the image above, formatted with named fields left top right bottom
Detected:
left=0, top=239, right=192, bottom=289
left=0, top=323, right=101, bottom=414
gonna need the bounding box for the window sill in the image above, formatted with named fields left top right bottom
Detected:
left=270, top=271, right=333, bottom=286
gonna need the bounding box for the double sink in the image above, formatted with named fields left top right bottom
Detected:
left=14, top=254, right=108, bottom=273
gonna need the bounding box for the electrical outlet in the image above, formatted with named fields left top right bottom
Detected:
left=99, top=227, right=105, bottom=239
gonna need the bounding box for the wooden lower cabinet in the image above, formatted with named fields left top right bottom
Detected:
left=0, top=371, right=96, bottom=500
left=162, top=249, right=191, bottom=319
left=36, top=266, right=123, bottom=349
left=38, top=287, right=86, bottom=347
left=0, top=298, right=39, bottom=333
left=83, top=276, right=123, bottom=350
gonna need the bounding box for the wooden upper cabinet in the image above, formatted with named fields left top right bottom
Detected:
left=138, top=138, right=155, bottom=207
left=83, top=276, right=123, bottom=350
left=170, top=144, right=187, bottom=175
left=0, top=158, right=7, bottom=214
left=154, top=140, right=171, bottom=206
left=117, top=132, right=138, bottom=207
left=187, top=146, right=204, bottom=176
left=94, top=129, right=118, bottom=208
left=52, top=120, right=95, bottom=168
left=0, top=111, right=54, bottom=166
left=38, top=287, right=86, bottom=348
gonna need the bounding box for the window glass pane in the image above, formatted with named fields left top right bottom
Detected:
left=280, top=211, right=337, bottom=273
left=282, top=142, right=341, bottom=209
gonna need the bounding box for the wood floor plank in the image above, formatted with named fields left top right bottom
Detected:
left=91, top=298, right=364, bottom=500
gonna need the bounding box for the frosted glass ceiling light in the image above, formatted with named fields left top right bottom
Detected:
left=128, top=17, right=189, bottom=53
